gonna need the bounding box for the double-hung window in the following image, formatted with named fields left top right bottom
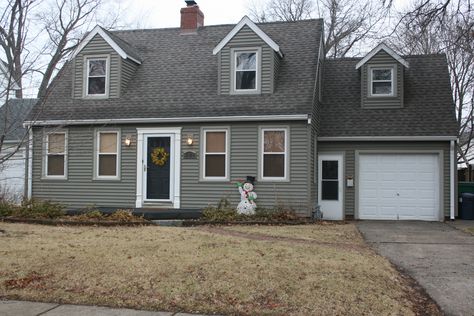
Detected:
left=96, top=131, right=119, bottom=179
left=261, top=128, right=288, bottom=180
left=202, top=129, right=228, bottom=180
left=86, top=57, right=108, bottom=96
left=234, top=50, right=258, bottom=91
left=46, top=132, right=67, bottom=178
left=370, top=67, right=394, bottom=96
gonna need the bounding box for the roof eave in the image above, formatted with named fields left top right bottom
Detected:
left=212, top=16, right=283, bottom=58
left=70, top=25, right=142, bottom=64
left=355, top=43, right=409, bottom=69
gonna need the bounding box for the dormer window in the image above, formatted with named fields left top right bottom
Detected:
left=370, top=67, right=394, bottom=97
left=85, top=56, right=109, bottom=97
left=231, top=48, right=261, bottom=93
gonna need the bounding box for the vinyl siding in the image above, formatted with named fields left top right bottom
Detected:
left=32, top=121, right=311, bottom=216
left=219, top=25, right=274, bottom=94
left=361, top=50, right=404, bottom=108
left=120, top=58, right=138, bottom=94
left=318, top=141, right=450, bottom=218
left=72, top=34, right=121, bottom=99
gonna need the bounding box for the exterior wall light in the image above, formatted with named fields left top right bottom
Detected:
left=186, top=136, right=193, bottom=146
left=124, top=136, right=132, bottom=147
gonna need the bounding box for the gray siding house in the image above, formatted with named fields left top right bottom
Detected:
left=25, top=1, right=458, bottom=221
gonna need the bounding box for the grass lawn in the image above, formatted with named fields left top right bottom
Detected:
left=0, top=223, right=439, bottom=315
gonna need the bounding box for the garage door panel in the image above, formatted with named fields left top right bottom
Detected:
left=358, top=153, right=439, bottom=221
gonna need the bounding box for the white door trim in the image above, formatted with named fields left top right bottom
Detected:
left=318, top=153, right=344, bottom=220
left=355, top=150, right=443, bottom=221
left=136, top=128, right=181, bottom=208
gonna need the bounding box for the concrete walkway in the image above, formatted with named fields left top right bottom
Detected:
left=0, top=300, right=210, bottom=316
left=356, top=221, right=474, bottom=316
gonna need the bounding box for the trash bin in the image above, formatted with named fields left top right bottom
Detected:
left=460, top=192, right=474, bottom=220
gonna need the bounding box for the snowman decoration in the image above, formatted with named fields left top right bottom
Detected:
left=236, top=181, right=257, bottom=215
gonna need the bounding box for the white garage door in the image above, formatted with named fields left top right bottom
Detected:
left=358, top=154, right=440, bottom=221
left=0, top=147, right=26, bottom=201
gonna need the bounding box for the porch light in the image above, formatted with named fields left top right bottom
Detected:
left=186, top=135, right=193, bottom=146
left=124, top=136, right=131, bottom=147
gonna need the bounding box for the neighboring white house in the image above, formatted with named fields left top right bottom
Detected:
left=0, top=98, right=37, bottom=201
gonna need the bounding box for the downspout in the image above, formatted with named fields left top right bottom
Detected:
left=450, top=140, right=455, bottom=220
left=27, top=126, right=33, bottom=200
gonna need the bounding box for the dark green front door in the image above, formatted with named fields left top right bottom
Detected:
left=146, top=136, right=171, bottom=200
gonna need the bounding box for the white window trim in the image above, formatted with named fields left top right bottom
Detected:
left=84, top=55, right=110, bottom=98
left=258, top=126, right=289, bottom=182
left=43, top=130, right=68, bottom=180
left=200, top=127, right=230, bottom=181
left=231, top=47, right=261, bottom=94
left=94, top=129, right=121, bottom=180
left=369, top=66, right=395, bottom=97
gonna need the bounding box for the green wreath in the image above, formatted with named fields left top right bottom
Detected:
left=151, top=147, right=169, bottom=166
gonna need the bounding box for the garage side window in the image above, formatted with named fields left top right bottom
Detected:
left=321, top=160, right=338, bottom=200
left=45, top=132, right=67, bottom=178
left=96, top=131, right=120, bottom=179
left=261, top=128, right=288, bottom=180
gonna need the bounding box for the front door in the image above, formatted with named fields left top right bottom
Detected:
left=318, top=154, right=344, bottom=220
left=145, top=135, right=172, bottom=201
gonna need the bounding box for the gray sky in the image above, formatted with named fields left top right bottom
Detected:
left=114, top=0, right=411, bottom=29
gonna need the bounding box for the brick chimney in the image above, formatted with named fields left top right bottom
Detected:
left=180, top=0, right=204, bottom=34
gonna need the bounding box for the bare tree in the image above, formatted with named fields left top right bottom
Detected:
left=392, top=1, right=474, bottom=167
left=248, top=0, right=388, bottom=57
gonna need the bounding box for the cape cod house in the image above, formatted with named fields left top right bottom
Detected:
left=24, top=1, right=458, bottom=221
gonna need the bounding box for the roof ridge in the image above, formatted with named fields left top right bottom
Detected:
left=110, top=18, right=323, bottom=34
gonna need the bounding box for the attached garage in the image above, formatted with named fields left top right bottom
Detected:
left=358, top=153, right=441, bottom=221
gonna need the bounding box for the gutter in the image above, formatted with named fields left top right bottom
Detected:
left=318, top=136, right=458, bottom=141
left=24, top=114, right=309, bottom=126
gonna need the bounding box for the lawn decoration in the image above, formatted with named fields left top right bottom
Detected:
left=151, top=147, right=169, bottom=166
left=236, top=181, right=257, bottom=215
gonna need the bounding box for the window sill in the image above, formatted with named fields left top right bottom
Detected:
left=41, top=176, right=68, bottom=181
left=93, top=176, right=121, bottom=181
left=230, top=90, right=261, bottom=95
left=258, top=178, right=290, bottom=183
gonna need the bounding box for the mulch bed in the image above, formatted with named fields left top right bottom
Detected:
left=0, top=217, right=155, bottom=227
left=182, top=219, right=331, bottom=226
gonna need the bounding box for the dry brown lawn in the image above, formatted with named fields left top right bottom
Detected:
left=0, top=222, right=439, bottom=315
left=465, top=227, right=474, bottom=235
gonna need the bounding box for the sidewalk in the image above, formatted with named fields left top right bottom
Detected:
left=0, top=300, right=213, bottom=316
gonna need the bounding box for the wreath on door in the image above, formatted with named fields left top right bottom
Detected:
left=151, top=147, right=169, bottom=166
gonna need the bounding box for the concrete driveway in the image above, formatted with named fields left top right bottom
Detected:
left=356, top=221, right=474, bottom=316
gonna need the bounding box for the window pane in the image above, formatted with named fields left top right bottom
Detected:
left=47, top=155, right=64, bottom=176
left=205, top=155, right=225, bottom=177
left=236, top=71, right=256, bottom=90
left=99, top=155, right=117, bottom=176
left=322, top=160, right=338, bottom=180
left=263, top=154, right=284, bottom=177
left=322, top=180, right=338, bottom=200
left=373, top=82, right=392, bottom=95
left=100, top=133, right=117, bottom=153
left=206, top=132, right=226, bottom=153
left=236, top=52, right=256, bottom=70
left=264, top=131, right=285, bottom=152
left=372, top=69, right=391, bottom=81
left=88, top=77, right=106, bottom=95
left=48, top=134, right=65, bottom=154
left=89, top=60, right=106, bottom=76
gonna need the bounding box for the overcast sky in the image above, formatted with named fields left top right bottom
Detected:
left=114, top=0, right=412, bottom=29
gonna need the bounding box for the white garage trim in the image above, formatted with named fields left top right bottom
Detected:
left=355, top=150, right=444, bottom=221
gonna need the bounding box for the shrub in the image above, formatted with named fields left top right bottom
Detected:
left=15, top=199, right=65, bottom=219
left=0, top=200, right=16, bottom=217
left=202, top=198, right=239, bottom=221
left=76, top=209, right=104, bottom=220
left=202, top=198, right=299, bottom=222
left=108, top=209, right=143, bottom=222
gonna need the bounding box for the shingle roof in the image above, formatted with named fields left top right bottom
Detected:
left=101, top=27, right=142, bottom=63
left=0, top=98, right=37, bottom=141
left=320, top=55, right=458, bottom=137
left=30, top=19, right=323, bottom=122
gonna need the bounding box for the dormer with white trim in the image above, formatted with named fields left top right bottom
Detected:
left=356, top=43, right=409, bottom=109
left=70, top=25, right=142, bottom=99
left=213, top=16, right=283, bottom=95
